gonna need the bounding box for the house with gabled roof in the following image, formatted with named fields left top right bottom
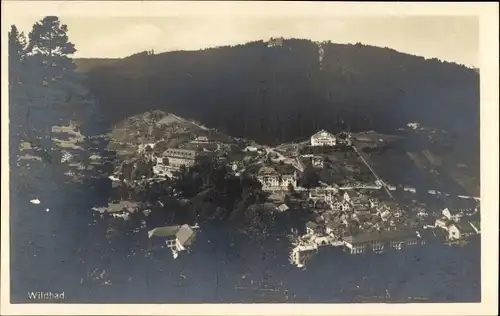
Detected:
left=257, top=165, right=298, bottom=191
left=310, top=129, right=336, bottom=147
left=174, top=224, right=197, bottom=251
left=447, top=222, right=477, bottom=240
left=256, top=166, right=281, bottom=189
left=148, top=224, right=198, bottom=258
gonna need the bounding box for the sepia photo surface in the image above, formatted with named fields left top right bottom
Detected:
left=1, top=2, right=498, bottom=315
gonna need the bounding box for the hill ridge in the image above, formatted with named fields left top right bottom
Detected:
left=77, top=38, right=479, bottom=152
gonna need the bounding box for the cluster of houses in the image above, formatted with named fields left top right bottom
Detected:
left=301, top=189, right=417, bottom=251
left=141, top=128, right=353, bottom=191
left=286, top=167, right=481, bottom=266
left=253, top=129, right=354, bottom=192
left=290, top=196, right=481, bottom=267
left=122, top=124, right=482, bottom=267
left=143, top=133, right=226, bottom=177
left=433, top=207, right=481, bottom=241
left=289, top=194, right=423, bottom=266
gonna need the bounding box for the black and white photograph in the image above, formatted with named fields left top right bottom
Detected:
left=1, top=1, right=498, bottom=315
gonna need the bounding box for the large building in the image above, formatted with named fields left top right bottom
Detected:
left=256, top=167, right=281, bottom=189
left=159, top=148, right=210, bottom=170
left=309, top=187, right=338, bottom=203
left=257, top=166, right=297, bottom=191
left=342, top=230, right=421, bottom=255
left=310, top=130, right=336, bottom=147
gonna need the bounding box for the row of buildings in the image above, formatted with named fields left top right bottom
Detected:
left=145, top=128, right=350, bottom=185
left=296, top=196, right=481, bottom=261
left=290, top=222, right=424, bottom=267
left=146, top=134, right=223, bottom=176
left=342, top=230, right=423, bottom=255
left=290, top=199, right=481, bottom=267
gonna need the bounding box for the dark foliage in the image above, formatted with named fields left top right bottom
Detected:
left=78, top=39, right=479, bottom=150
left=9, top=17, right=88, bottom=162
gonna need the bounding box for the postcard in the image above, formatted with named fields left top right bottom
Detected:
left=1, top=1, right=498, bottom=315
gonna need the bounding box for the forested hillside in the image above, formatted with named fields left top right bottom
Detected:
left=76, top=39, right=479, bottom=147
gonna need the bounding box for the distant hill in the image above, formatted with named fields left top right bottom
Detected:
left=74, top=58, right=121, bottom=73
left=77, top=39, right=479, bottom=150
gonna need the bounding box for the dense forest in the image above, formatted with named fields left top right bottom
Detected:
left=77, top=39, right=479, bottom=147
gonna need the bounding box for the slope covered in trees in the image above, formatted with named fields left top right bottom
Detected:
left=78, top=39, right=479, bottom=149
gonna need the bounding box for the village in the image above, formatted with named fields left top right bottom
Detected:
left=93, top=113, right=481, bottom=267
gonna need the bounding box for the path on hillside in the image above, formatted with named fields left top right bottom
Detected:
left=170, top=113, right=209, bottom=131
left=352, top=145, right=394, bottom=199
left=265, top=147, right=304, bottom=173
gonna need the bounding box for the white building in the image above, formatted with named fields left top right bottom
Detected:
left=162, top=148, right=208, bottom=170
left=192, top=136, right=209, bottom=143
left=309, top=187, right=338, bottom=203
left=281, top=172, right=297, bottom=188
left=267, top=37, right=284, bottom=48
left=311, top=156, right=324, bottom=168
left=447, top=223, right=476, bottom=240
left=442, top=207, right=463, bottom=223
left=403, top=186, right=417, bottom=193
left=256, top=167, right=281, bottom=190
left=310, top=130, right=336, bottom=147
left=277, top=204, right=290, bottom=212
left=257, top=167, right=297, bottom=191
left=148, top=224, right=198, bottom=258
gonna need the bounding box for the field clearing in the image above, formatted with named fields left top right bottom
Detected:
left=417, top=149, right=478, bottom=196
left=421, top=149, right=444, bottom=167
left=407, top=152, right=429, bottom=170
left=353, top=131, right=405, bottom=147
left=449, top=169, right=480, bottom=197
left=364, top=149, right=433, bottom=190
left=314, top=150, right=378, bottom=185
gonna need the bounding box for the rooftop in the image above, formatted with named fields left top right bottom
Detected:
left=274, top=163, right=297, bottom=175
left=278, top=204, right=290, bottom=211
left=257, top=166, right=279, bottom=176
left=176, top=224, right=196, bottom=246
left=326, top=221, right=342, bottom=229
left=163, top=147, right=201, bottom=158
left=306, top=221, right=318, bottom=229
left=451, top=222, right=477, bottom=234
left=311, top=129, right=335, bottom=139
left=148, top=225, right=181, bottom=239
left=343, top=230, right=417, bottom=245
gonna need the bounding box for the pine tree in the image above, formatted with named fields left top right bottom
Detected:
left=21, top=16, right=85, bottom=161
left=8, top=25, right=27, bottom=76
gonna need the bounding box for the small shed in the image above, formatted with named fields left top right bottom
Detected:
left=174, top=224, right=196, bottom=251
left=277, top=204, right=290, bottom=212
